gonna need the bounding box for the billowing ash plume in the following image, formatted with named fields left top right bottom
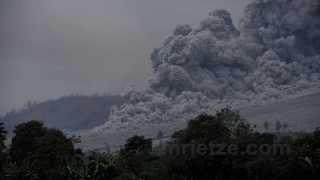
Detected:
left=150, top=0, right=320, bottom=99
left=99, top=0, right=320, bottom=131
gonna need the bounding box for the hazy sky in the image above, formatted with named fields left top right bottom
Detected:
left=0, top=0, right=250, bottom=113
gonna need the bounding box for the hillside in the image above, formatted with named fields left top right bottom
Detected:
left=79, top=91, right=320, bottom=151
left=0, top=95, right=124, bottom=134
left=241, top=92, right=320, bottom=132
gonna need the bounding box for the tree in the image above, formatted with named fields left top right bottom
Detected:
left=0, top=122, right=7, bottom=176
left=168, top=108, right=254, bottom=180
left=172, top=113, right=230, bottom=144
left=32, top=129, right=74, bottom=179
left=263, top=121, right=270, bottom=131
left=10, top=120, right=46, bottom=165
left=119, top=136, right=153, bottom=179
left=8, top=120, right=48, bottom=179
left=122, top=135, right=152, bottom=155
left=0, top=122, right=6, bottom=153
left=275, top=120, right=282, bottom=132
left=157, top=130, right=164, bottom=140
left=172, top=107, right=253, bottom=144
left=8, top=120, right=75, bottom=180
left=282, top=122, right=289, bottom=132
left=67, top=152, right=118, bottom=180
left=157, top=130, right=164, bottom=146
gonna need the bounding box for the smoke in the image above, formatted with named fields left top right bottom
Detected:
left=150, top=0, right=320, bottom=99
left=99, top=0, right=320, bottom=131
left=241, top=0, right=320, bottom=55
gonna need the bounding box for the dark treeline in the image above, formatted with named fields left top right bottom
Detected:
left=0, top=108, right=319, bottom=180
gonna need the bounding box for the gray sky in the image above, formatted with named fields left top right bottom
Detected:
left=0, top=0, right=250, bottom=113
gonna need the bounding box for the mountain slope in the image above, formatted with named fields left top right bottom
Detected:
left=241, top=92, right=320, bottom=132
left=79, top=91, right=320, bottom=151
left=0, top=95, right=124, bottom=134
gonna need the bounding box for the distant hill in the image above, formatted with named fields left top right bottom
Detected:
left=0, top=95, right=124, bottom=134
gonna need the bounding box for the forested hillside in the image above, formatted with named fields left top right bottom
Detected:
left=0, top=95, right=124, bottom=134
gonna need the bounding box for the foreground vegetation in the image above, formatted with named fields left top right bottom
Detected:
left=0, top=108, right=319, bottom=180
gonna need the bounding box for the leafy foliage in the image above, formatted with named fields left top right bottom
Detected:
left=67, top=152, right=118, bottom=180
left=0, top=122, right=7, bottom=177
left=117, top=136, right=153, bottom=180
left=9, top=121, right=47, bottom=164
left=1, top=109, right=320, bottom=180
left=6, top=121, right=75, bottom=180
left=0, top=122, right=6, bottom=152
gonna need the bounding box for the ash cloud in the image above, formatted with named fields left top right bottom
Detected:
left=101, top=0, right=320, bottom=131
left=150, top=0, right=320, bottom=99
